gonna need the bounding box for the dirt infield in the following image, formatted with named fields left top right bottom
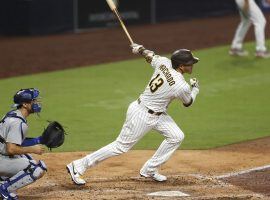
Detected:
left=18, top=137, right=270, bottom=200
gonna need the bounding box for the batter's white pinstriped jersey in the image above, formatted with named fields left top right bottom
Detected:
left=139, top=55, right=192, bottom=112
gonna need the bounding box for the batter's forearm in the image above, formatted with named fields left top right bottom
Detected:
left=183, top=88, right=199, bottom=107
left=191, top=87, right=199, bottom=102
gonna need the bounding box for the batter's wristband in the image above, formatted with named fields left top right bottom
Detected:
left=138, top=47, right=146, bottom=55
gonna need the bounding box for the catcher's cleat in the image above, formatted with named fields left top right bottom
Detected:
left=9, top=192, right=18, bottom=200
left=229, top=48, right=249, bottom=57
left=255, top=50, right=270, bottom=58
left=140, top=169, right=167, bottom=182
left=0, top=184, right=18, bottom=200
left=66, top=162, right=86, bottom=185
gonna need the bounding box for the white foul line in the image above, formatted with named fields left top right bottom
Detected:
left=215, top=164, right=270, bottom=179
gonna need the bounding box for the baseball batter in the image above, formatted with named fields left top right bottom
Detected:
left=67, top=44, right=200, bottom=185
left=230, top=0, right=270, bottom=58
left=0, top=88, right=46, bottom=200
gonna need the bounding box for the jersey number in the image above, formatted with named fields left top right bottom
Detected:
left=149, top=74, right=164, bottom=93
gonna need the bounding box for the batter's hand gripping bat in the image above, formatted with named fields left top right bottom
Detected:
left=106, top=0, right=134, bottom=45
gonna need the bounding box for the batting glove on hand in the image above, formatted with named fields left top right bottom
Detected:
left=190, top=78, right=199, bottom=89
left=131, top=43, right=144, bottom=54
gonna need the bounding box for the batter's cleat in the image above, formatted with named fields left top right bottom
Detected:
left=255, top=50, right=270, bottom=58
left=66, top=162, right=86, bottom=185
left=140, top=169, right=167, bottom=182
left=229, top=48, right=249, bottom=57
left=0, top=184, right=18, bottom=200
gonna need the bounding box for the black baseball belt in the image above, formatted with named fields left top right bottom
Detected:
left=137, top=98, right=164, bottom=116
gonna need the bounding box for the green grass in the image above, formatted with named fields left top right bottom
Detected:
left=0, top=41, right=269, bottom=151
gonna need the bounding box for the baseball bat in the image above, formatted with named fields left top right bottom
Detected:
left=106, top=0, right=134, bottom=45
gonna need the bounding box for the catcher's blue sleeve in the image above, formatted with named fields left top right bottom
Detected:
left=21, top=136, right=42, bottom=147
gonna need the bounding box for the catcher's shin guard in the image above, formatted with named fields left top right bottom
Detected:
left=1, top=160, right=47, bottom=193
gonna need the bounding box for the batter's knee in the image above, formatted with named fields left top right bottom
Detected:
left=168, top=131, right=184, bottom=144
left=112, top=141, right=131, bottom=155
left=176, top=132, right=185, bottom=143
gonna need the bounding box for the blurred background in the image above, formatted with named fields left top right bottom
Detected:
left=0, top=0, right=269, bottom=36
left=0, top=0, right=270, bottom=35
left=0, top=0, right=269, bottom=79
left=0, top=0, right=240, bottom=35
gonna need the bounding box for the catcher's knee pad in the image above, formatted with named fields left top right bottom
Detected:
left=1, top=160, right=47, bottom=192
left=29, top=160, right=47, bottom=180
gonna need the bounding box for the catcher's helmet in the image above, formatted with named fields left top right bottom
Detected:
left=13, top=88, right=41, bottom=113
left=171, top=49, right=199, bottom=69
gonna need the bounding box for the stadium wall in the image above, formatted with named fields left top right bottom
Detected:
left=0, top=0, right=269, bottom=36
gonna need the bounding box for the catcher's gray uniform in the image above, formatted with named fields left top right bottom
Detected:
left=0, top=110, right=46, bottom=198
left=0, top=110, right=30, bottom=176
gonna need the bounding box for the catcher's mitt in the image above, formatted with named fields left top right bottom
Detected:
left=41, top=121, right=66, bottom=149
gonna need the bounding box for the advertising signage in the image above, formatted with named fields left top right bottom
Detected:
left=77, top=0, right=152, bottom=29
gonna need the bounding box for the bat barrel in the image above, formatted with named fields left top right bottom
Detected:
left=106, top=0, right=134, bottom=45
left=114, top=10, right=134, bottom=44
left=106, top=0, right=116, bottom=10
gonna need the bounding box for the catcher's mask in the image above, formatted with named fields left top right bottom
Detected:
left=171, top=49, right=199, bottom=69
left=13, top=88, right=42, bottom=113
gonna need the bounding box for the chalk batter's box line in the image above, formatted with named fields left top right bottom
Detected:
left=215, top=164, right=270, bottom=179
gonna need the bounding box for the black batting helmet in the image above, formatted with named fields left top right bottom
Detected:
left=171, top=49, right=199, bottom=69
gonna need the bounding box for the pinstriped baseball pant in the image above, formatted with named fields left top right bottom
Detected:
left=73, top=100, right=184, bottom=175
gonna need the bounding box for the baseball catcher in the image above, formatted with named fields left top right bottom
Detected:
left=0, top=88, right=65, bottom=200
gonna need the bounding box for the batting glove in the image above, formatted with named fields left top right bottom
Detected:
left=131, top=43, right=144, bottom=54
left=190, top=78, right=199, bottom=89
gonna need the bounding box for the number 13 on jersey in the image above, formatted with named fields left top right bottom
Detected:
left=149, top=74, right=164, bottom=93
